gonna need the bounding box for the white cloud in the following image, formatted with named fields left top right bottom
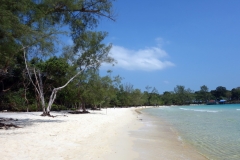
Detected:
left=155, top=37, right=164, bottom=47
left=104, top=45, right=175, bottom=71
left=164, top=80, right=170, bottom=84
left=155, top=37, right=170, bottom=47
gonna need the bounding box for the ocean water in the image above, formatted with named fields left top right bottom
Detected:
left=142, top=104, right=240, bottom=160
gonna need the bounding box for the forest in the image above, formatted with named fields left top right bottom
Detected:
left=1, top=1, right=240, bottom=114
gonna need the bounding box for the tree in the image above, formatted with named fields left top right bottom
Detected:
left=142, top=86, right=161, bottom=106
left=99, top=75, right=117, bottom=108
left=0, top=0, right=116, bottom=115
left=144, top=85, right=152, bottom=105
left=210, top=90, right=217, bottom=100
left=198, top=85, right=210, bottom=103
left=174, top=85, right=194, bottom=105
left=231, top=87, right=240, bottom=100
left=215, top=86, right=227, bottom=100
left=149, top=88, right=160, bottom=106
left=131, top=89, right=144, bottom=106
left=1, top=0, right=115, bottom=47
left=174, top=85, right=186, bottom=105
left=33, top=33, right=112, bottom=115
left=161, top=91, right=174, bottom=105
left=225, top=91, right=232, bottom=101
left=109, top=75, right=122, bottom=107
left=117, top=83, right=134, bottom=107
left=85, top=71, right=115, bottom=109
left=0, top=50, right=27, bottom=111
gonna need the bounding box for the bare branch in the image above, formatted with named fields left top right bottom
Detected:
left=23, top=46, right=40, bottom=96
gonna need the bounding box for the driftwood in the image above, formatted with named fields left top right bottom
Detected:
left=40, top=113, right=68, bottom=117
left=0, top=123, right=22, bottom=129
left=68, top=111, right=90, bottom=114
left=40, top=112, right=56, bottom=117
left=0, top=118, right=21, bottom=129
left=91, top=107, right=101, bottom=111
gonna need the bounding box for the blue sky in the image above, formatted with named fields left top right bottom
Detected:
left=97, top=0, right=240, bottom=93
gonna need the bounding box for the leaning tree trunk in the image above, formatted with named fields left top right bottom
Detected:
left=23, top=46, right=83, bottom=116
left=44, top=71, right=83, bottom=115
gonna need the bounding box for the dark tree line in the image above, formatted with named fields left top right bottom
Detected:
left=161, top=85, right=240, bottom=106
left=2, top=59, right=240, bottom=112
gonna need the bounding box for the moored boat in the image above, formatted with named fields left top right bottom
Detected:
left=207, top=100, right=217, bottom=105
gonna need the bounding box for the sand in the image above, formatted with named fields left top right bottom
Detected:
left=0, top=107, right=207, bottom=160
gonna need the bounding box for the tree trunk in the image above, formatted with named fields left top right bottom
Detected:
left=82, top=102, right=86, bottom=112
left=23, top=45, right=84, bottom=116
left=45, top=70, right=83, bottom=114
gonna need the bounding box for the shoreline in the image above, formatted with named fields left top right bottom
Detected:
left=0, top=107, right=207, bottom=159
left=135, top=108, right=208, bottom=160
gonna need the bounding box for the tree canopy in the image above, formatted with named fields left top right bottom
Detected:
left=0, top=0, right=116, bottom=114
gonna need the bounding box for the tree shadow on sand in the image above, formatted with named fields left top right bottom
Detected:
left=0, top=116, right=65, bottom=130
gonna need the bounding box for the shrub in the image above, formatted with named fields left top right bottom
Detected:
left=51, top=104, right=67, bottom=111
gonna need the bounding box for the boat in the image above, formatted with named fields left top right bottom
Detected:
left=207, top=100, right=217, bottom=105
left=219, top=99, right=226, bottom=104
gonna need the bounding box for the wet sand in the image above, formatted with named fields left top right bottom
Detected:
left=132, top=109, right=208, bottom=160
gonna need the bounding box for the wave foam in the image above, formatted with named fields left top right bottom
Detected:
left=179, top=108, right=190, bottom=111
left=180, top=108, right=218, bottom=113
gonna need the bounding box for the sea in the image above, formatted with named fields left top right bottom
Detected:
left=142, top=104, right=240, bottom=160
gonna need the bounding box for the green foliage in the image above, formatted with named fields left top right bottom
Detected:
left=0, top=0, right=116, bottom=113
left=173, top=85, right=194, bottom=105
left=143, top=86, right=161, bottom=106
left=215, top=86, right=227, bottom=99
left=40, top=56, right=71, bottom=87
left=27, top=104, right=39, bottom=112
left=231, top=87, right=240, bottom=100
left=1, top=89, right=25, bottom=111
left=195, top=85, right=211, bottom=103
left=131, top=89, right=144, bottom=106
left=161, top=91, right=174, bottom=105
left=50, top=104, right=67, bottom=111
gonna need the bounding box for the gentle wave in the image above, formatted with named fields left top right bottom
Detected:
left=151, top=104, right=240, bottom=160
left=179, top=108, right=190, bottom=111
left=179, top=108, right=219, bottom=113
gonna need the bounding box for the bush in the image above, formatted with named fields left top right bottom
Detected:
left=51, top=104, right=67, bottom=111
left=27, top=104, right=40, bottom=112
left=2, top=90, right=25, bottom=111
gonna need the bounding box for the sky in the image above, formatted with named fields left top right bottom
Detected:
left=97, top=0, right=240, bottom=93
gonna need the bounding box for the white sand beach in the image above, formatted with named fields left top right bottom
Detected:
left=0, top=107, right=206, bottom=160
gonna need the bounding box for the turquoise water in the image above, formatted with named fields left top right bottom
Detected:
left=142, top=104, right=240, bottom=160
